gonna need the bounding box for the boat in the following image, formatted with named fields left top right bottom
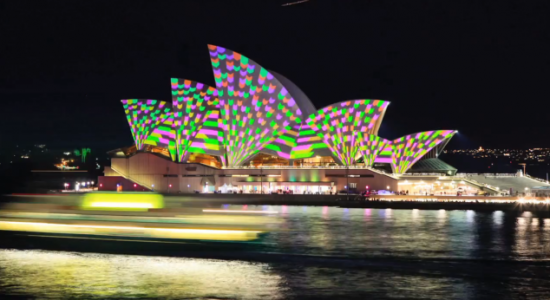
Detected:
left=0, top=192, right=278, bottom=255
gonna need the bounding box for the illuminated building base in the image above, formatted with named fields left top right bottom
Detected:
left=100, top=152, right=399, bottom=194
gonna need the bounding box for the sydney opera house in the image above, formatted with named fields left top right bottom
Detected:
left=100, top=45, right=457, bottom=194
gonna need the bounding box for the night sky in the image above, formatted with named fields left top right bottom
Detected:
left=1, top=0, right=549, bottom=152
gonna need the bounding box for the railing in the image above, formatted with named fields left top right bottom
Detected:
left=455, top=173, right=518, bottom=177
left=402, top=173, right=445, bottom=176
left=222, top=165, right=399, bottom=179
left=525, top=174, right=550, bottom=184
left=110, top=165, right=153, bottom=190
left=222, top=165, right=373, bottom=170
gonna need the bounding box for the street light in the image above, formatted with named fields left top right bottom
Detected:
left=519, top=163, right=526, bottom=176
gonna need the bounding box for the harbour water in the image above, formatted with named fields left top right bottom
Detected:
left=1, top=205, right=550, bottom=299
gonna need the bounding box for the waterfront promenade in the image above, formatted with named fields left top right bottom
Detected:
left=3, top=193, right=550, bottom=212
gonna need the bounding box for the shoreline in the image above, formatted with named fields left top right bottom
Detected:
left=3, top=193, right=550, bottom=212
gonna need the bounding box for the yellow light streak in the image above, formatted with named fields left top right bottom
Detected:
left=89, top=202, right=154, bottom=209
left=0, top=221, right=262, bottom=241
left=203, top=209, right=278, bottom=214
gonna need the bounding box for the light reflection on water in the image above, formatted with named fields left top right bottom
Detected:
left=0, top=250, right=284, bottom=300
left=235, top=205, right=550, bottom=261
left=0, top=248, right=500, bottom=300
left=2, top=206, right=550, bottom=299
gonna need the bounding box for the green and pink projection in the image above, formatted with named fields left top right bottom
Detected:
left=359, top=134, right=392, bottom=167
left=121, top=99, right=172, bottom=151
left=121, top=45, right=456, bottom=173
left=391, top=130, right=456, bottom=174
left=209, top=44, right=303, bottom=167
left=306, top=100, right=389, bottom=166
left=171, top=78, right=222, bottom=163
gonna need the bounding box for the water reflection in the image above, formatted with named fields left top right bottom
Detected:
left=2, top=205, right=550, bottom=299
left=0, top=250, right=283, bottom=300
left=0, top=249, right=520, bottom=300
left=493, top=211, right=504, bottom=226
left=466, top=210, right=475, bottom=223
left=412, top=209, right=419, bottom=220
left=222, top=205, right=550, bottom=261
left=438, top=209, right=447, bottom=223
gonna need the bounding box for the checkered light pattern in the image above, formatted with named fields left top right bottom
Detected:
left=358, top=134, right=392, bottom=167
left=120, top=45, right=456, bottom=171
left=290, top=124, right=330, bottom=159
left=306, top=100, right=389, bottom=166
left=391, top=130, right=456, bottom=174
left=143, top=112, right=177, bottom=161
left=209, top=45, right=303, bottom=167
left=262, top=123, right=299, bottom=160
left=121, top=99, right=172, bottom=150
left=171, top=78, right=223, bottom=162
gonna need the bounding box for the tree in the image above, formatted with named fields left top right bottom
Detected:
left=74, top=148, right=92, bottom=162
left=81, top=148, right=91, bottom=162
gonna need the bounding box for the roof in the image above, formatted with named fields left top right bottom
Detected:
left=118, top=44, right=456, bottom=171
left=269, top=70, right=317, bottom=117
left=407, top=158, right=457, bottom=173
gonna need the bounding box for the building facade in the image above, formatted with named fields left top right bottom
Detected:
left=101, top=45, right=456, bottom=193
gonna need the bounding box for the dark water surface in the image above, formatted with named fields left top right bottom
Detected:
left=1, top=206, right=550, bottom=299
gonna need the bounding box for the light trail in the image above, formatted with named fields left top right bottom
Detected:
left=282, top=0, right=310, bottom=7
left=203, top=209, right=278, bottom=214
left=0, top=221, right=262, bottom=241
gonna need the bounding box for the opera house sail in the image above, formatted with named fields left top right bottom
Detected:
left=120, top=44, right=456, bottom=175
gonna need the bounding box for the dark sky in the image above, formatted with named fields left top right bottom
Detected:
left=1, top=0, right=549, bottom=151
